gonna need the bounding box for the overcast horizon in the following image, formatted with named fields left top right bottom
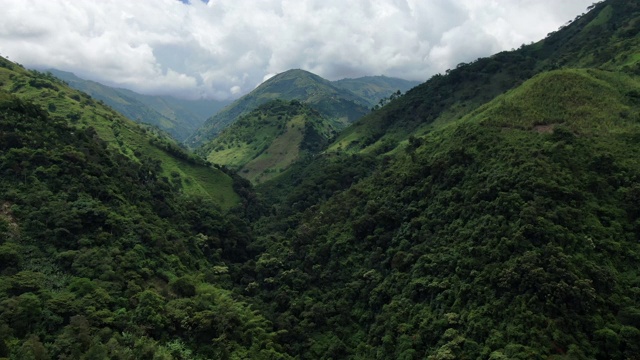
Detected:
left=0, top=0, right=595, bottom=100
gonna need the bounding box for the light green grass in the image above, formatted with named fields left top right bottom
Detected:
left=462, top=69, right=640, bottom=134
left=584, top=5, right=613, bottom=30
left=243, top=115, right=305, bottom=183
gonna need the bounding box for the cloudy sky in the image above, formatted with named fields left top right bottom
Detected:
left=0, top=0, right=594, bottom=100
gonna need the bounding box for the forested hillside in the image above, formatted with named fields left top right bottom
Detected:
left=245, top=0, right=640, bottom=358
left=330, top=0, right=640, bottom=154
left=249, top=67, right=640, bottom=359
left=2, top=0, right=640, bottom=359
left=0, top=93, right=289, bottom=358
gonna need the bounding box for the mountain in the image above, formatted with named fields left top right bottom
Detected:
left=186, top=69, right=371, bottom=148
left=199, top=99, right=337, bottom=184
left=3, top=0, right=640, bottom=359
left=332, top=75, right=421, bottom=107
left=253, top=69, right=640, bottom=360
left=244, top=0, right=640, bottom=358
left=0, top=91, right=289, bottom=358
left=0, top=57, right=240, bottom=209
left=47, top=69, right=230, bottom=142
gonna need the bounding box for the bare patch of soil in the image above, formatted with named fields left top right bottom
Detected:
left=0, top=202, right=20, bottom=236
left=533, top=124, right=557, bottom=133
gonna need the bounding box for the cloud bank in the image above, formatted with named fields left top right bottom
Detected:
left=0, top=0, right=593, bottom=100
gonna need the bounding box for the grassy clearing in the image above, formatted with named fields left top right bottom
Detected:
left=585, top=4, right=613, bottom=30
left=465, top=69, right=640, bottom=134
left=243, top=115, right=305, bottom=183
left=202, top=99, right=336, bottom=184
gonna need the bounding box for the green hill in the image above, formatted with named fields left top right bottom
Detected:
left=199, top=100, right=336, bottom=184
left=186, top=69, right=371, bottom=148
left=3, top=0, right=640, bottom=359
left=0, top=57, right=240, bottom=209
left=47, top=69, right=229, bottom=142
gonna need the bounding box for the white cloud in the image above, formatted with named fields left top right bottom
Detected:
left=0, top=0, right=594, bottom=100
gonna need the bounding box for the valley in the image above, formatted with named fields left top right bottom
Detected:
left=1, top=0, right=640, bottom=358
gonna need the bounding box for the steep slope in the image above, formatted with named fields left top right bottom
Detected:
left=243, top=1, right=640, bottom=358
left=186, top=69, right=370, bottom=148
left=0, top=57, right=240, bottom=208
left=200, top=100, right=336, bottom=184
left=329, top=0, right=640, bottom=154
left=47, top=69, right=229, bottom=142
left=0, top=92, right=289, bottom=359
left=332, top=75, right=421, bottom=107
left=251, top=67, right=640, bottom=359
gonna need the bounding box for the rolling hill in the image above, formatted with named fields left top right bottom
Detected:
left=328, top=0, right=640, bottom=155
left=47, top=69, right=230, bottom=142
left=245, top=0, right=640, bottom=358
left=252, top=67, right=640, bottom=360
left=0, top=90, right=288, bottom=358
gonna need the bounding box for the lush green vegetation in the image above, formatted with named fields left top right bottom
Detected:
left=330, top=0, right=640, bottom=155
left=243, top=2, right=640, bottom=358
left=2, top=0, right=640, bottom=359
left=198, top=100, right=337, bottom=183
left=249, top=66, right=640, bottom=359
left=0, top=93, right=289, bottom=359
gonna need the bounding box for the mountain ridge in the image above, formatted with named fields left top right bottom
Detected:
left=328, top=0, right=640, bottom=155
left=47, top=69, right=230, bottom=142
left=251, top=70, right=640, bottom=359
left=3, top=0, right=640, bottom=358
left=244, top=1, right=640, bottom=358
left=0, top=90, right=286, bottom=358
left=186, top=69, right=417, bottom=148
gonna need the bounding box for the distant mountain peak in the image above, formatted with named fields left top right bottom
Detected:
left=186, top=68, right=373, bottom=148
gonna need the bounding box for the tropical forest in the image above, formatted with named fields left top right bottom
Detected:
left=1, top=0, right=640, bottom=359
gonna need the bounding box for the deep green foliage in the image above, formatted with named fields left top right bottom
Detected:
left=2, top=1, right=640, bottom=359
left=243, top=1, right=640, bottom=356
left=250, top=69, right=640, bottom=358
left=0, top=57, right=240, bottom=208
left=0, top=94, right=289, bottom=359
left=331, top=0, right=640, bottom=154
